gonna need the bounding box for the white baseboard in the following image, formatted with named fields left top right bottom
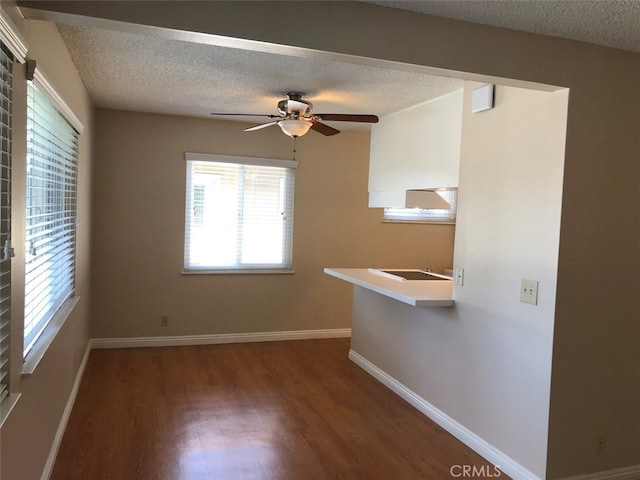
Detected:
left=40, top=343, right=92, bottom=480
left=91, top=328, right=352, bottom=349
left=348, top=349, right=541, bottom=480
left=561, top=465, right=640, bottom=480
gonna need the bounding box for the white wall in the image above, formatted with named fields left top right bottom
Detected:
left=351, top=82, right=569, bottom=477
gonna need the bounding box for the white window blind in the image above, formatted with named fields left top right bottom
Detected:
left=24, top=80, right=78, bottom=357
left=383, top=188, right=458, bottom=224
left=184, top=153, right=296, bottom=272
left=0, top=44, right=13, bottom=403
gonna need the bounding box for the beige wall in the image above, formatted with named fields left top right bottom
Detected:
left=0, top=8, right=93, bottom=480
left=91, top=109, right=455, bottom=338
left=547, top=72, right=640, bottom=477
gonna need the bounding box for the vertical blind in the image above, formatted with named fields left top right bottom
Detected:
left=0, top=44, right=13, bottom=403
left=23, top=80, right=78, bottom=356
left=184, top=155, right=296, bottom=271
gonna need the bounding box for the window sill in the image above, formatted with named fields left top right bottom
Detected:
left=22, top=296, right=80, bottom=378
left=381, top=220, right=456, bottom=225
left=181, top=269, right=295, bottom=275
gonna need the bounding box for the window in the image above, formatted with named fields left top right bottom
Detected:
left=184, top=153, right=296, bottom=272
left=0, top=44, right=13, bottom=403
left=23, top=80, right=79, bottom=357
left=383, top=188, right=458, bottom=224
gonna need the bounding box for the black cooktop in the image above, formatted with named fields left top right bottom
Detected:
left=382, top=270, right=447, bottom=281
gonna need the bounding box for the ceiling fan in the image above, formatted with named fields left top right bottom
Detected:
left=211, top=92, right=379, bottom=138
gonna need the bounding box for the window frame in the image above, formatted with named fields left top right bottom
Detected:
left=183, top=152, right=297, bottom=274
left=22, top=65, right=83, bottom=361
left=0, top=6, right=28, bottom=416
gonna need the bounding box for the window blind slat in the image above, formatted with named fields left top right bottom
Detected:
left=23, top=80, right=78, bottom=357
left=0, top=43, right=12, bottom=403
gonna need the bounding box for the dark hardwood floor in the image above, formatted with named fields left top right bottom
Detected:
left=51, top=339, right=506, bottom=479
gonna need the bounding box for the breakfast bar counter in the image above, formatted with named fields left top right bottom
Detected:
left=324, top=268, right=454, bottom=307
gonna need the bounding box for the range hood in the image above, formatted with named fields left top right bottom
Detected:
left=369, top=189, right=451, bottom=209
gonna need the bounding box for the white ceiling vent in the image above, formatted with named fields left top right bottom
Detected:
left=471, top=84, right=495, bottom=113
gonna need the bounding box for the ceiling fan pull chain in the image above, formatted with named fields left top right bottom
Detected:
left=292, top=136, right=297, bottom=161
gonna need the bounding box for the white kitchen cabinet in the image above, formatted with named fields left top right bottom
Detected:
left=368, top=88, right=464, bottom=207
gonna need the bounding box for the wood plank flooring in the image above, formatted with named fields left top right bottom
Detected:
left=52, top=339, right=507, bottom=479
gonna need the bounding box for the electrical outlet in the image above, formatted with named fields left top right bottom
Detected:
left=520, top=279, right=538, bottom=305
left=596, top=434, right=607, bottom=454
left=454, top=267, right=464, bottom=286
left=160, top=315, right=169, bottom=327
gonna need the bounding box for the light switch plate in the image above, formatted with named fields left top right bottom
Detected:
left=520, top=279, right=538, bottom=305
left=454, top=267, right=464, bottom=286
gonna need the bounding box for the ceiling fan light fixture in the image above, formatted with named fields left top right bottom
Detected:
left=216, top=93, right=377, bottom=138
left=278, top=119, right=312, bottom=138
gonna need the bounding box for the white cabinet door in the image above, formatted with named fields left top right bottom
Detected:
left=368, top=89, right=463, bottom=207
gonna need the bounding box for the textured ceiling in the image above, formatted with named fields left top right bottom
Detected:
left=50, top=0, right=639, bottom=133
left=361, top=0, right=640, bottom=53
left=57, top=25, right=464, bottom=131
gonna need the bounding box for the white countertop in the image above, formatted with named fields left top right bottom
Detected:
left=324, top=268, right=454, bottom=307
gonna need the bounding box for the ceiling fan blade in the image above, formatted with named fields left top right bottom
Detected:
left=310, top=119, right=340, bottom=136
left=314, top=114, right=379, bottom=123
left=211, top=113, right=280, bottom=118
left=244, top=121, right=279, bottom=132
